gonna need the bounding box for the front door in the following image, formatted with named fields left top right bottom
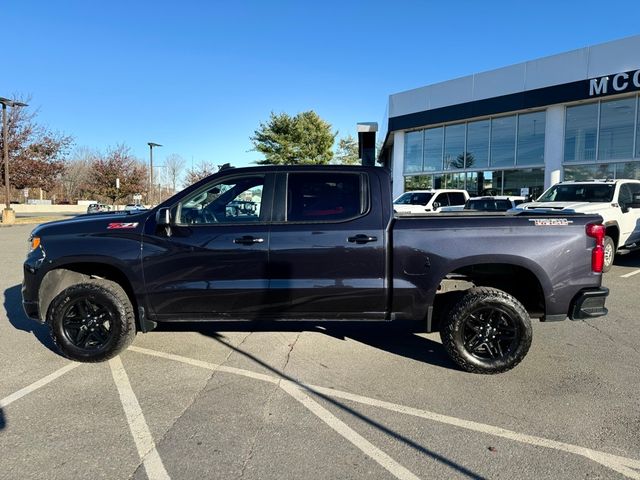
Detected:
left=142, top=173, right=274, bottom=320
left=618, top=182, right=640, bottom=246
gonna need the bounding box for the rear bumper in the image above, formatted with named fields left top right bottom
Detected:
left=569, top=287, right=609, bottom=320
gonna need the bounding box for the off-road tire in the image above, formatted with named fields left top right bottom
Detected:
left=602, top=236, right=615, bottom=273
left=47, top=279, right=136, bottom=362
left=439, top=287, right=532, bottom=374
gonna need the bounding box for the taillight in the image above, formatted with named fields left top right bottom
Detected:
left=586, top=223, right=605, bottom=273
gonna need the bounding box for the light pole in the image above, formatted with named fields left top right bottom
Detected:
left=147, top=142, right=162, bottom=205
left=1, top=97, right=28, bottom=224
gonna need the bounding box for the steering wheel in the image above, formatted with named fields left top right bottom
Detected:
left=201, top=208, right=219, bottom=224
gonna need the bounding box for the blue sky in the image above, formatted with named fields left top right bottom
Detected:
left=3, top=0, right=640, bottom=173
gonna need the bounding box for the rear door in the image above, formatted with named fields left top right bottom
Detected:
left=267, top=171, right=387, bottom=319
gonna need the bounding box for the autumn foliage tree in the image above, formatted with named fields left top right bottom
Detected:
left=89, top=145, right=147, bottom=205
left=0, top=98, right=73, bottom=194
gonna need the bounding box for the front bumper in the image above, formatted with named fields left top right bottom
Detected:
left=569, top=287, right=609, bottom=320
left=22, top=259, right=43, bottom=322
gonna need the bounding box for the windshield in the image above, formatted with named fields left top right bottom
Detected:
left=537, top=184, right=615, bottom=203
left=393, top=192, right=433, bottom=206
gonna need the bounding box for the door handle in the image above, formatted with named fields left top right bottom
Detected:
left=233, top=236, right=264, bottom=245
left=347, top=234, right=377, bottom=244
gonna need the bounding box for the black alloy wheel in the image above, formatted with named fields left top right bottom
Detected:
left=460, top=306, right=520, bottom=360
left=61, top=297, right=115, bottom=351
left=440, top=287, right=532, bottom=374
left=48, top=279, right=136, bottom=362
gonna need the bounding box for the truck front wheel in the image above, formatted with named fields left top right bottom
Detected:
left=47, top=279, right=136, bottom=362
left=440, top=287, right=532, bottom=374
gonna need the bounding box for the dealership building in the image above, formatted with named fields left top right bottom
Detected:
left=377, top=35, right=640, bottom=200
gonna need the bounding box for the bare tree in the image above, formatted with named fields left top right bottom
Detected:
left=60, top=146, right=97, bottom=202
left=163, top=153, right=186, bottom=194
left=184, top=160, right=216, bottom=187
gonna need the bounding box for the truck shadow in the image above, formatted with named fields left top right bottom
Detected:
left=156, top=320, right=457, bottom=371
left=158, top=323, right=485, bottom=480
left=3, top=284, right=57, bottom=352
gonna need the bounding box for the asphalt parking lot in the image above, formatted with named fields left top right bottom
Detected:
left=1, top=223, right=640, bottom=480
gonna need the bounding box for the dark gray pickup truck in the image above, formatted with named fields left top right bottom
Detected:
left=23, top=165, right=608, bottom=373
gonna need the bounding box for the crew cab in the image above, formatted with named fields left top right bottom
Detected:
left=23, top=166, right=608, bottom=374
left=393, top=189, right=469, bottom=213
left=515, top=179, right=640, bottom=272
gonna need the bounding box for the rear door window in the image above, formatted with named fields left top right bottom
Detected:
left=287, top=172, right=365, bottom=222
left=448, top=192, right=467, bottom=206
left=433, top=193, right=449, bottom=208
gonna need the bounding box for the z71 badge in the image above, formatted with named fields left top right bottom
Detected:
left=107, top=222, right=139, bottom=229
left=528, top=218, right=573, bottom=226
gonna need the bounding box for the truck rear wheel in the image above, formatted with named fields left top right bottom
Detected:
left=47, top=279, right=136, bottom=362
left=602, top=236, right=615, bottom=273
left=439, top=287, right=532, bottom=374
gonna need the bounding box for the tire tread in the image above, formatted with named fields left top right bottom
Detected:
left=439, top=287, right=532, bottom=374
left=48, top=279, right=136, bottom=362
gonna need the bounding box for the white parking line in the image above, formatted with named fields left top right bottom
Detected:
left=280, top=379, right=420, bottom=480
left=129, top=346, right=640, bottom=480
left=0, top=363, right=79, bottom=408
left=311, top=386, right=640, bottom=480
left=109, top=356, right=170, bottom=480
left=620, top=269, right=640, bottom=278
left=130, top=346, right=418, bottom=479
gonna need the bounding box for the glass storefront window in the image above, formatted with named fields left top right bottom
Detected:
left=424, top=127, right=443, bottom=171
left=565, top=103, right=598, bottom=163
left=637, top=97, right=640, bottom=158
left=479, top=171, right=497, bottom=196
left=503, top=168, right=544, bottom=198
left=465, top=172, right=478, bottom=196
left=442, top=172, right=465, bottom=189
left=517, top=111, right=545, bottom=165
left=563, top=163, right=616, bottom=181
left=491, top=116, right=516, bottom=167
left=598, top=97, right=636, bottom=160
left=404, top=130, right=423, bottom=173
left=444, top=124, right=465, bottom=170
left=404, top=175, right=432, bottom=191
left=466, top=120, right=489, bottom=169
left=619, top=162, right=640, bottom=179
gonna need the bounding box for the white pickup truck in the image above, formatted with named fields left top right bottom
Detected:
left=515, top=179, right=640, bottom=272
left=393, top=189, right=469, bottom=214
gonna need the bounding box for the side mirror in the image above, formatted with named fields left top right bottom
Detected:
left=156, top=207, right=171, bottom=226
left=432, top=202, right=440, bottom=210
